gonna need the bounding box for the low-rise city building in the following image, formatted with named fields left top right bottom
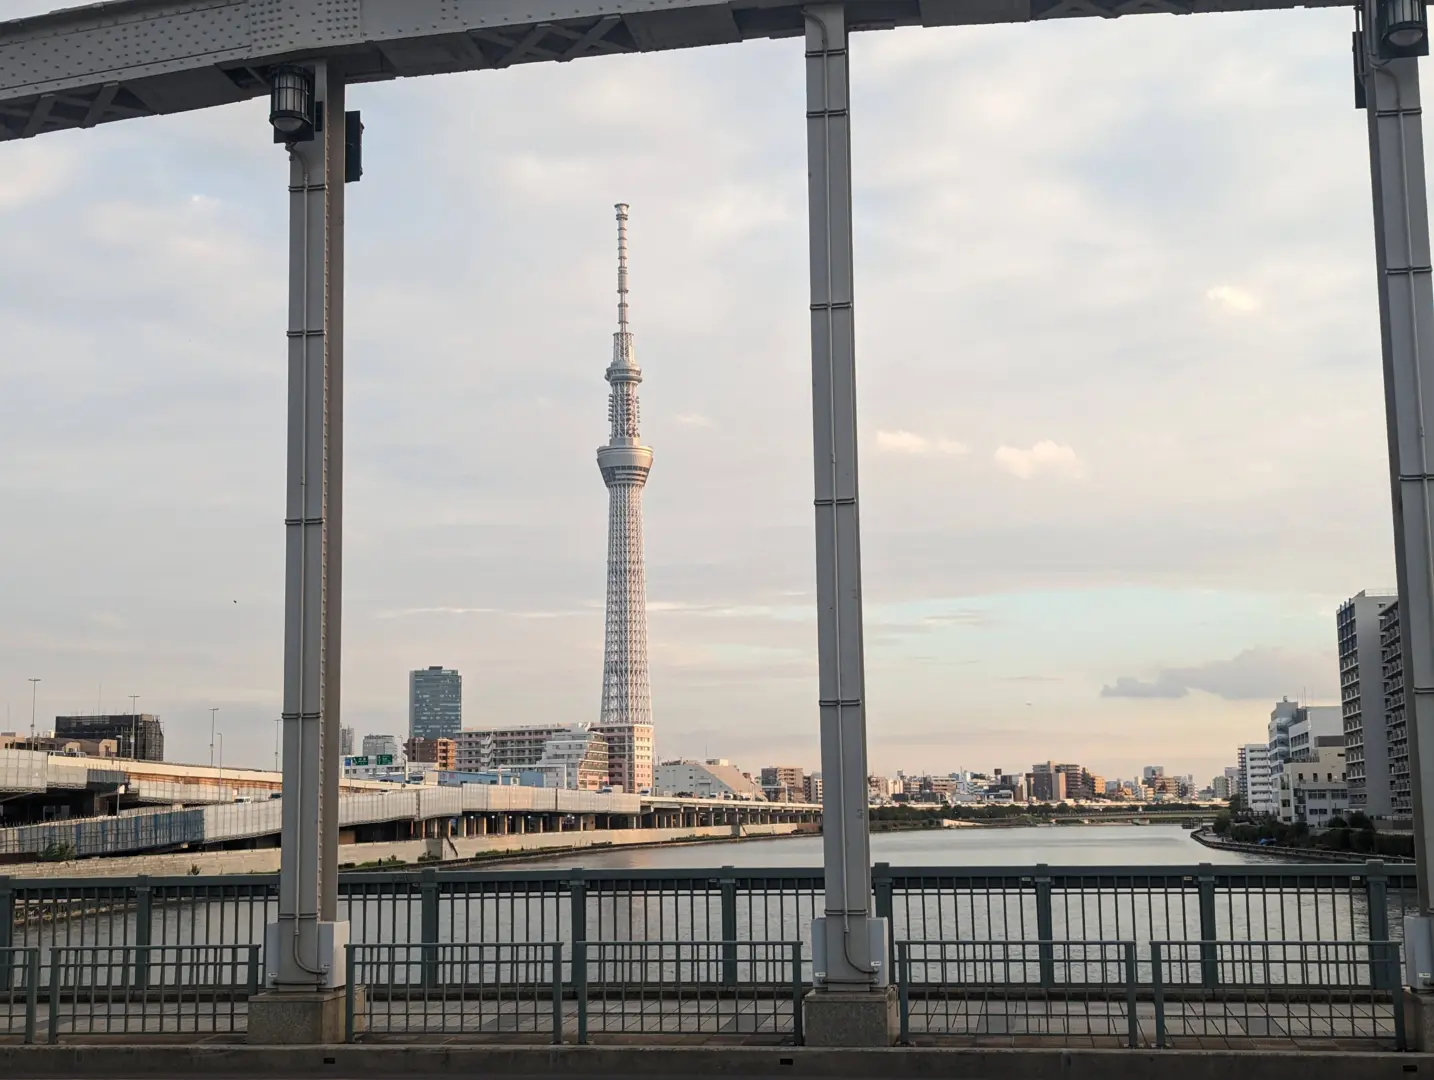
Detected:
left=656, top=759, right=766, bottom=800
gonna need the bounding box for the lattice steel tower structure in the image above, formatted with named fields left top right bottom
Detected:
left=595, top=203, right=655, bottom=794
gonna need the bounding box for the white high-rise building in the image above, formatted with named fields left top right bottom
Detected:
left=1339, top=590, right=1398, bottom=818
left=1238, top=743, right=1275, bottom=814
left=594, top=203, right=655, bottom=795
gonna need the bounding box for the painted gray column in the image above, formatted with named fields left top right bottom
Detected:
left=1358, top=14, right=1434, bottom=995
left=804, top=2, right=886, bottom=990
left=268, top=60, right=348, bottom=991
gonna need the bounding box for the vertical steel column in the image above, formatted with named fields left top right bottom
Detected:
left=805, top=2, right=885, bottom=989
left=1359, top=19, right=1434, bottom=930
left=270, top=60, right=348, bottom=990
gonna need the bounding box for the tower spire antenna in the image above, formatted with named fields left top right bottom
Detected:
left=615, top=202, right=630, bottom=336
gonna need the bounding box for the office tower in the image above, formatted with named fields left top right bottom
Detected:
left=339, top=726, right=354, bottom=757
left=408, top=666, right=462, bottom=741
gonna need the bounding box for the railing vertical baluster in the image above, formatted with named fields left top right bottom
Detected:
left=47, top=948, right=61, bottom=1045
left=133, top=877, right=152, bottom=995
left=1034, top=866, right=1054, bottom=989
left=1151, top=941, right=1165, bottom=1049
left=551, top=942, right=563, bottom=1045
left=419, top=869, right=439, bottom=990
left=576, top=941, right=589, bottom=1045
left=1197, top=864, right=1218, bottom=990
left=720, top=869, right=737, bottom=986
left=1123, top=941, right=1138, bottom=1048
left=569, top=872, right=587, bottom=993
left=1364, top=861, right=1391, bottom=991
left=791, top=940, right=804, bottom=1045
left=0, top=878, right=13, bottom=994
left=344, top=944, right=355, bottom=1043
left=896, top=942, right=910, bottom=1044
left=24, top=947, right=38, bottom=1045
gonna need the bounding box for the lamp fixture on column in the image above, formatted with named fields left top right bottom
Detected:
left=1378, top=0, right=1429, bottom=58
left=269, top=65, right=315, bottom=142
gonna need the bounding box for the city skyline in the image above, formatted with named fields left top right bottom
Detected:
left=0, top=8, right=1393, bottom=781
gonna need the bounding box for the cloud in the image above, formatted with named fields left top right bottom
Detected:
left=875, top=430, right=969, bottom=456
left=993, top=441, right=1085, bottom=480
left=675, top=413, right=713, bottom=427
left=1206, top=284, right=1260, bottom=312
left=376, top=607, right=498, bottom=619
left=1100, top=647, right=1337, bottom=702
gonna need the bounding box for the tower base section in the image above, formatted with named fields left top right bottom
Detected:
left=247, top=986, right=360, bottom=1044
left=802, top=986, right=898, bottom=1047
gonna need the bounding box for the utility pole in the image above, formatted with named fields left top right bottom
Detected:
left=128, top=694, right=139, bottom=759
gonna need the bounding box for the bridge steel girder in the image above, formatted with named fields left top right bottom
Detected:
left=0, top=0, right=1347, bottom=141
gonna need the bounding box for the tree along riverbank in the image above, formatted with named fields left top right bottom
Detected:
left=1204, top=810, right=1415, bottom=861
left=869, top=802, right=1213, bottom=831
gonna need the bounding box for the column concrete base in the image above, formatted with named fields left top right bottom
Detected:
left=802, top=986, right=898, bottom=1046
left=1406, top=988, right=1434, bottom=1050
left=247, top=986, right=361, bottom=1044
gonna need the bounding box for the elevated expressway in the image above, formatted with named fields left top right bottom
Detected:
left=0, top=748, right=817, bottom=860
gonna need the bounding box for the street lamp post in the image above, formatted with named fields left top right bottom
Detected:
left=210, top=708, right=219, bottom=768
left=128, top=694, right=139, bottom=760
left=27, top=678, right=39, bottom=742
left=247, top=58, right=359, bottom=1044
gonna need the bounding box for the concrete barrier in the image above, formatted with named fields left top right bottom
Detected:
left=3, top=822, right=815, bottom=878
left=0, top=1044, right=1423, bottom=1079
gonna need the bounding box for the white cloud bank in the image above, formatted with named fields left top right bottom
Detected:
left=993, top=440, right=1085, bottom=480
left=875, top=430, right=969, bottom=456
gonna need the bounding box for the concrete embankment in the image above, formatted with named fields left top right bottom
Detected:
left=1190, top=827, right=1413, bottom=864
left=3, top=821, right=817, bottom=879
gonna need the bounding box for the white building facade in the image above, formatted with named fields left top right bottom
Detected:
left=1238, top=743, right=1275, bottom=815
left=1277, top=740, right=1349, bottom=826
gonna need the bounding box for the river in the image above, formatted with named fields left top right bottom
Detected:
left=531, top=823, right=1268, bottom=870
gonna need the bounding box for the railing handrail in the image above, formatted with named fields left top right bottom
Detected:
left=897, top=938, right=1135, bottom=946
left=583, top=939, right=802, bottom=948
left=1151, top=937, right=1401, bottom=946
left=3, top=858, right=1410, bottom=892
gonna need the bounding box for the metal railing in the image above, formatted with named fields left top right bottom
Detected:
left=577, top=940, right=803, bottom=1044
left=0, top=947, right=38, bottom=1043
left=4, top=861, right=1412, bottom=988
left=1151, top=940, right=1405, bottom=1049
left=896, top=937, right=1406, bottom=1050
left=0, top=861, right=1417, bottom=1047
left=46, top=944, right=259, bottom=1042
left=897, top=940, right=1140, bottom=1046
left=347, top=942, right=562, bottom=1043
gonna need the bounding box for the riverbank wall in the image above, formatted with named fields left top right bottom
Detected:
left=4, top=821, right=818, bottom=879
left=1191, top=828, right=1414, bottom=864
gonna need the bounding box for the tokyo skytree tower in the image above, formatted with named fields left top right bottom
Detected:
left=595, top=203, right=654, bottom=793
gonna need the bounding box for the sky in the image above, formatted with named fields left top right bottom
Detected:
left=0, top=1, right=1402, bottom=782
